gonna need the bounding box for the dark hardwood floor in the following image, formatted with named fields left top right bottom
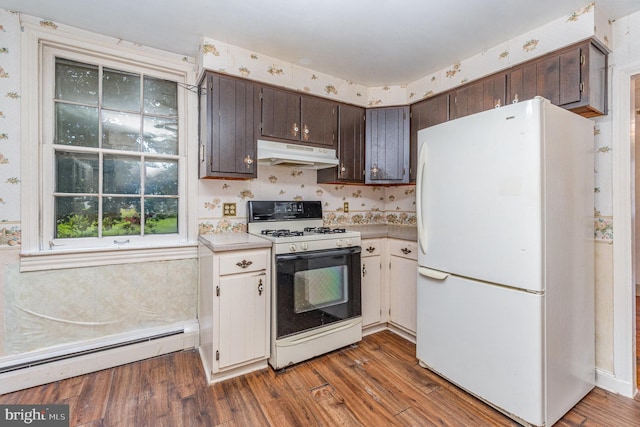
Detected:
left=1, top=330, right=639, bottom=426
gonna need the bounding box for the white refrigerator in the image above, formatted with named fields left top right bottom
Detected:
left=415, top=97, right=594, bottom=427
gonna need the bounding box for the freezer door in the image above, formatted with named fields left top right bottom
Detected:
left=417, top=99, right=543, bottom=291
left=416, top=272, right=544, bottom=426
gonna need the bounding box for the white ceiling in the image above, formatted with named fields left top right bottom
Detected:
left=1, top=0, right=640, bottom=86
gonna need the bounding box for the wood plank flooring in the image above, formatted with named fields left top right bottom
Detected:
left=1, top=330, right=639, bottom=426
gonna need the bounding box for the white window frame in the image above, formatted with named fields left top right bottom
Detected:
left=20, top=18, right=198, bottom=271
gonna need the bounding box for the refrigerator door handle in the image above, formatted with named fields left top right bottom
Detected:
left=416, top=144, right=427, bottom=255
left=418, top=267, right=450, bottom=280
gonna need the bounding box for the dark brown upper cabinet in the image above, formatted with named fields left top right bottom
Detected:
left=450, top=73, right=507, bottom=120
left=365, top=106, right=410, bottom=184
left=409, top=93, right=449, bottom=182
left=260, top=86, right=338, bottom=147
left=318, top=104, right=366, bottom=184
left=199, top=72, right=258, bottom=179
left=508, top=40, right=607, bottom=117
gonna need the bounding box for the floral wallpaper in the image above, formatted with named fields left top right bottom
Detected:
left=198, top=165, right=416, bottom=234
left=0, top=9, right=21, bottom=246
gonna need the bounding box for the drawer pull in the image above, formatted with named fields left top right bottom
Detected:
left=362, top=264, right=367, bottom=277
left=366, top=246, right=376, bottom=253
left=236, top=259, right=253, bottom=269
left=401, top=248, right=412, bottom=255
left=258, top=278, right=264, bottom=296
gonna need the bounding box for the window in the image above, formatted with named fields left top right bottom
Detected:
left=20, top=30, right=197, bottom=266
left=50, top=58, right=179, bottom=242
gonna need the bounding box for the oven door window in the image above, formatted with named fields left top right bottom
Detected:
left=276, top=247, right=361, bottom=339
left=294, top=265, right=348, bottom=313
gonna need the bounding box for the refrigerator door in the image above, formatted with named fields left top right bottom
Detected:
left=417, top=99, right=544, bottom=292
left=416, top=271, right=544, bottom=426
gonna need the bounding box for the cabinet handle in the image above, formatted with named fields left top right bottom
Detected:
left=243, top=155, right=253, bottom=168
left=257, top=278, right=264, bottom=296
left=366, top=246, right=376, bottom=253
left=362, top=264, right=367, bottom=277
left=236, top=259, right=253, bottom=269
left=401, top=248, right=412, bottom=255
left=371, top=165, right=379, bottom=176
left=341, top=164, right=346, bottom=172
left=292, top=122, right=299, bottom=136
left=512, top=93, right=519, bottom=104
left=495, top=98, right=501, bottom=108
left=303, top=125, right=310, bottom=139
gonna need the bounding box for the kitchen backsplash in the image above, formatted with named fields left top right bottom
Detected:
left=198, top=165, right=416, bottom=234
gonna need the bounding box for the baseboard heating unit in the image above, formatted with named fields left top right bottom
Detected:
left=0, top=321, right=199, bottom=394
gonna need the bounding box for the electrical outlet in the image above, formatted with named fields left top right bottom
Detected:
left=223, top=203, right=236, bottom=217
left=343, top=202, right=349, bottom=213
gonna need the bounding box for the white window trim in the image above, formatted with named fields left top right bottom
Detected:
left=20, top=16, right=199, bottom=271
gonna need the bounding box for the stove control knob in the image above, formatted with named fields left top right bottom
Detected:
left=336, top=239, right=344, bottom=247
left=301, top=242, right=309, bottom=251
left=289, top=243, right=297, bottom=252
left=346, top=239, right=352, bottom=246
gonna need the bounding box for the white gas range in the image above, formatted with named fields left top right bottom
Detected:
left=247, top=200, right=363, bottom=370
left=249, top=222, right=361, bottom=255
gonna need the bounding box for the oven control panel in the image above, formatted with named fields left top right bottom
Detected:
left=274, top=236, right=361, bottom=254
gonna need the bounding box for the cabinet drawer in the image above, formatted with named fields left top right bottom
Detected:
left=389, top=239, right=418, bottom=261
left=361, top=239, right=383, bottom=257
left=218, top=250, right=268, bottom=275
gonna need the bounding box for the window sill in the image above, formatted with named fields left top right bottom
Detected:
left=19, top=243, right=198, bottom=272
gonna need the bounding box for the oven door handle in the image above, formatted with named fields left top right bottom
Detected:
left=276, top=246, right=361, bottom=262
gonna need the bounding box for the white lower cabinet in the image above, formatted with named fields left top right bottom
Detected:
left=198, top=245, right=270, bottom=383
left=361, top=239, right=383, bottom=328
left=388, top=239, right=418, bottom=334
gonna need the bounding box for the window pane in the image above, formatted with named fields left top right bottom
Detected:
left=145, top=160, right=178, bottom=195
left=104, top=155, right=141, bottom=194
left=56, top=151, right=99, bottom=193
left=102, top=110, right=141, bottom=151
left=55, top=58, right=98, bottom=105
left=103, top=68, right=141, bottom=111
left=144, top=77, right=177, bottom=116
left=103, top=197, right=141, bottom=236
left=143, top=116, right=178, bottom=154
left=55, top=196, right=98, bottom=238
left=145, top=198, right=178, bottom=234
left=55, top=103, right=99, bottom=147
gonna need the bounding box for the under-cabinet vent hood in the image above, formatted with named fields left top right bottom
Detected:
left=257, top=140, right=339, bottom=170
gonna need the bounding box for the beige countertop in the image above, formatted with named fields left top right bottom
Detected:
left=346, top=225, right=417, bottom=242
left=198, top=233, right=272, bottom=252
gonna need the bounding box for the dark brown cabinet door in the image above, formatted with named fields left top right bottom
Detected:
left=260, top=87, right=337, bottom=147
left=536, top=55, right=561, bottom=105
left=301, top=96, right=337, bottom=147
left=450, top=73, right=506, bottom=120
left=199, top=72, right=257, bottom=179
left=365, top=106, right=409, bottom=184
left=508, top=62, right=538, bottom=104
left=318, top=104, right=365, bottom=183
left=559, top=46, right=582, bottom=105
left=450, top=81, right=483, bottom=120
left=562, top=42, right=607, bottom=117
left=409, top=93, right=449, bottom=182
left=260, top=86, right=301, bottom=142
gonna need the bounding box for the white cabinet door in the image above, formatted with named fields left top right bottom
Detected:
left=217, top=272, right=269, bottom=369
left=361, top=255, right=382, bottom=327
left=389, top=255, right=417, bottom=333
